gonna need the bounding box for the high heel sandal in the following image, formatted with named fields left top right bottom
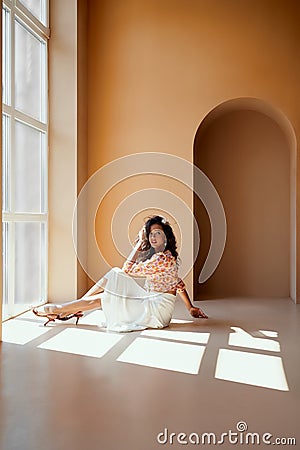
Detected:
left=32, top=308, right=83, bottom=326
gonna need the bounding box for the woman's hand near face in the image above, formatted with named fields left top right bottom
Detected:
left=138, top=226, right=147, bottom=249
left=138, top=226, right=146, bottom=241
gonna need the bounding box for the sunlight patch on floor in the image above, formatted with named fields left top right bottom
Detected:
left=141, top=329, right=210, bottom=344
left=170, top=318, right=194, bottom=324
left=37, top=328, right=124, bottom=358
left=2, top=318, right=52, bottom=345
left=259, top=330, right=278, bottom=338
left=229, top=327, right=280, bottom=352
left=117, top=337, right=206, bottom=374
left=215, top=348, right=289, bottom=391
left=79, top=310, right=106, bottom=326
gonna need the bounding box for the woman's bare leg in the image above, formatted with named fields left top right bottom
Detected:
left=82, top=278, right=107, bottom=298
left=44, top=279, right=107, bottom=317
left=45, top=297, right=101, bottom=317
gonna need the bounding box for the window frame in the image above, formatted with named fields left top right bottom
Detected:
left=2, top=0, right=49, bottom=319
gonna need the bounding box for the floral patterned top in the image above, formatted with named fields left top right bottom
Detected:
left=122, top=250, right=186, bottom=293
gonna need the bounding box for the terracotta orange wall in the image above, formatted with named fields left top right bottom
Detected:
left=86, top=0, right=300, bottom=296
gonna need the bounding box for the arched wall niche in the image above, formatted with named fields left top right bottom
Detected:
left=193, top=97, right=297, bottom=302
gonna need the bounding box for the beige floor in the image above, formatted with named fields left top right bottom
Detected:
left=0, top=297, right=299, bottom=450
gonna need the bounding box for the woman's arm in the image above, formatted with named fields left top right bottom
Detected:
left=177, top=289, right=208, bottom=318
left=125, top=226, right=146, bottom=263
left=126, top=242, right=142, bottom=263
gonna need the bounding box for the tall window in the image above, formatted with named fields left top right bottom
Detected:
left=2, top=0, right=49, bottom=319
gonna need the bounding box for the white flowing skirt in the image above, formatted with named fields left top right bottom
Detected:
left=97, top=267, right=176, bottom=332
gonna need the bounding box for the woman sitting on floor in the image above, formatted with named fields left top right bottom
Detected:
left=33, top=215, right=207, bottom=332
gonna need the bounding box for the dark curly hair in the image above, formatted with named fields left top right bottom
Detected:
left=144, top=215, right=179, bottom=260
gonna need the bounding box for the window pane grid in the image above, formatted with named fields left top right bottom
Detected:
left=3, top=0, right=50, bottom=35
left=2, top=0, right=49, bottom=320
left=40, top=222, right=48, bottom=298
left=15, top=222, right=41, bottom=304
left=3, top=103, right=48, bottom=132
left=2, top=114, right=11, bottom=212
left=2, top=223, right=9, bottom=307
left=15, top=17, right=47, bottom=123
left=17, top=0, right=48, bottom=28
left=14, top=119, right=47, bottom=213
left=40, top=130, right=48, bottom=211
left=2, top=5, right=11, bottom=106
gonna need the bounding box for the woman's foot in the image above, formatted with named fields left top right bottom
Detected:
left=32, top=306, right=83, bottom=326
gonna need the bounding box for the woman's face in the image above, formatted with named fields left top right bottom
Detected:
left=148, top=224, right=166, bottom=251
